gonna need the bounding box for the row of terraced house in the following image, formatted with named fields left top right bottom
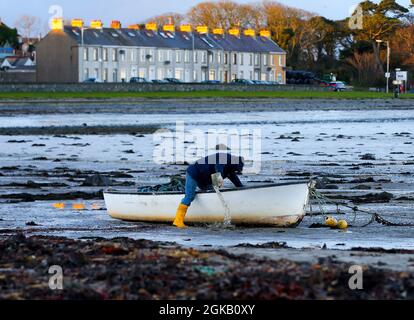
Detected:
left=36, top=19, right=286, bottom=84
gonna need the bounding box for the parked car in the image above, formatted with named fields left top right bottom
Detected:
left=152, top=79, right=169, bottom=84
left=164, top=78, right=182, bottom=83
left=231, top=79, right=254, bottom=85
left=130, top=77, right=149, bottom=83
left=83, top=78, right=102, bottom=83
left=329, top=81, right=347, bottom=92
left=267, top=81, right=280, bottom=85
left=201, top=80, right=221, bottom=84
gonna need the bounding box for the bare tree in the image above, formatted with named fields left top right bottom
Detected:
left=143, top=13, right=185, bottom=25
left=14, top=15, right=41, bottom=42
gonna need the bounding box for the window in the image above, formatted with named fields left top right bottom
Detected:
left=254, top=54, right=259, bottom=65
left=176, top=50, right=182, bottom=63
left=148, top=50, right=154, bottom=62
left=249, top=54, right=253, bottom=66
left=140, top=49, right=146, bottom=62
left=121, top=69, right=126, bottom=82
left=120, top=50, right=126, bottom=62
left=94, top=68, right=99, bottom=79
left=249, top=71, right=253, bottom=80
left=270, top=55, right=275, bottom=66
left=103, top=48, right=108, bottom=61
left=217, top=52, right=222, bottom=64
left=209, top=70, right=216, bottom=81
left=84, top=68, right=89, bottom=79
left=193, top=51, right=198, bottom=63
left=240, top=53, right=244, bottom=65
left=175, top=68, right=183, bottom=80
left=201, top=51, right=207, bottom=63
left=113, top=68, right=118, bottom=82
left=193, top=70, right=197, bottom=81
left=131, top=50, right=135, bottom=61
left=233, top=53, right=237, bottom=65
left=224, top=53, right=228, bottom=64
left=263, top=54, right=268, bottom=66
left=83, top=48, right=89, bottom=61
left=158, top=50, right=163, bottom=62
left=279, top=55, right=283, bottom=67
left=277, top=73, right=283, bottom=83
left=93, top=48, right=99, bottom=61
left=209, top=52, right=213, bottom=63
left=184, top=50, right=190, bottom=63
left=166, top=50, right=171, bottom=61
left=112, top=49, right=118, bottom=62
left=240, top=71, right=244, bottom=79
left=103, top=68, right=108, bottom=82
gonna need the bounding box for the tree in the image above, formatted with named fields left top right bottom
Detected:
left=143, top=13, right=185, bottom=25
left=347, top=51, right=382, bottom=85
left=14, top=15, right=41, bottom=42
left=0, top=22, right=19, bottom=48
left=349, top=0, right=409, bottom=75
left=261, top=1, right=314, bottom=67
left=187, top=0, right=264, bottom=29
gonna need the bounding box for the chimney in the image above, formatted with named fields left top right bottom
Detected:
left=111, top=20, right=121, bottom=29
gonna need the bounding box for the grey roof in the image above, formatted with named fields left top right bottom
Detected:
left=63, top=26, right=285, bottom=53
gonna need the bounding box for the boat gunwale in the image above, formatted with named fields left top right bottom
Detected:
left=104, top=180, right=312, bottom=196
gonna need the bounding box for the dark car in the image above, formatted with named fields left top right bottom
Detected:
left=164, top=78, right=182, bottom=84
left=201, top=80, right=221, bottom=84
left=83, top=78, right=102, bottom=83
left=130, top=77, right=149, bottom=83
left=231, top=79, right=254, bottom=85
left=152, top=79, right=169, bottom=84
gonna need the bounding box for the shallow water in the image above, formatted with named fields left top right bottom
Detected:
left=0, top=103, right=413, bottom=250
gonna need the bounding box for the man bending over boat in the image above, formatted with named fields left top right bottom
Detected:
left=173, top=152, right=245, bottom=228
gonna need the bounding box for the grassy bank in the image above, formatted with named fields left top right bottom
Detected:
left=0, top=90, right=413, bottom=100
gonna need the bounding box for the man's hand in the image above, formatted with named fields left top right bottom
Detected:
left=211, top=173, right=224, bottom=188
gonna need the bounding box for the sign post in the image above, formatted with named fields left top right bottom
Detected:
left=396, top=70, right=407, bottom=94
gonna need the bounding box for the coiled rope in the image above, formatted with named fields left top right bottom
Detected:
left=309, top=187, right=414, bottom=227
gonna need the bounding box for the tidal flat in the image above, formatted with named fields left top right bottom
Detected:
left=0, top=99, right=413, bottom=299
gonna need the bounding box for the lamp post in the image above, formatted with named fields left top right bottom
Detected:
left=376, top=39, right=390, bottom=94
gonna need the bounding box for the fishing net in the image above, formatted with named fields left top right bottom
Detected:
left=137, top=175, right=186, bottom=193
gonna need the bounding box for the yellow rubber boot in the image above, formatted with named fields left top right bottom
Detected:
left=173, top=204, right=189, bottom=228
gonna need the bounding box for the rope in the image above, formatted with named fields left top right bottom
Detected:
left=310, top=187, right=414, bottom=227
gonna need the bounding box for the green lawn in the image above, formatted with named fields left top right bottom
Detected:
left=0, top=90, right=413, bottom=100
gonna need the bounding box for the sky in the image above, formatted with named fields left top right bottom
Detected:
left=1, top=0, right=413, bottom=35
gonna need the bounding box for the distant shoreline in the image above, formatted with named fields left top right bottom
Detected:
left=0, top=90, right=414, bottom=103
left=1, top=97, right=414, bottom=116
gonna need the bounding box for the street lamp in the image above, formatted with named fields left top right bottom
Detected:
left=376, top=39, right=390, bottom=94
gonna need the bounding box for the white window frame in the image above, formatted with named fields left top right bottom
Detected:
left=176, top=50, right=182, bottom=63
left=103, top=48, right=108, bottom=61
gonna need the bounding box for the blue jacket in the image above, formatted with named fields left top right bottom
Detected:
left=187, top=153, right=244, bottom=190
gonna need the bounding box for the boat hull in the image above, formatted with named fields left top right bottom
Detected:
left=104, top=182, right=311, bottom=227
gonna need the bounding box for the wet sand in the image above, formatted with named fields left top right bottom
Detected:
left=0, top=98, right=413, bottom=299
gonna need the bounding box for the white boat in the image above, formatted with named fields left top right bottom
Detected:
left=104, top=181, right=313, bottom=228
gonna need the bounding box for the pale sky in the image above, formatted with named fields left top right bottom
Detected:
left=1, top=0, right=413, bottom=35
